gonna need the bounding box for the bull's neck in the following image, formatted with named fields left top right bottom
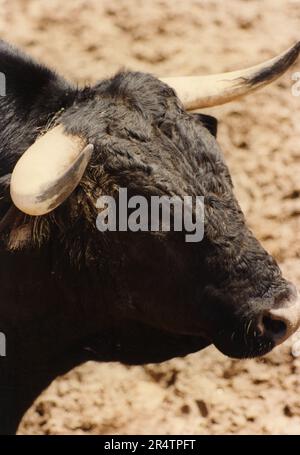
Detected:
left=0, top=246, right=102, bottom=434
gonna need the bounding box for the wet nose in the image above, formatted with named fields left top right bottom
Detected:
left=258, top=283, right=300, bottom=346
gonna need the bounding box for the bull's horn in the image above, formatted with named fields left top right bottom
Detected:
left=10, top=125, right=93, bottom=216
left=161, top=41, right=300, bottom=109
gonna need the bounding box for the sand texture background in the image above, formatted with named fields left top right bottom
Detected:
left=0, top=0, right=299, bottom=435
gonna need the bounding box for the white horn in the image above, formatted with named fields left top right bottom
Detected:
left=10, top=125, right=93, bottom=216
left=161, top=41, right=300, bottom=109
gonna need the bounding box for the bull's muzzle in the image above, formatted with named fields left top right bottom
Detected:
left=258, top=283, right=300, bottom=347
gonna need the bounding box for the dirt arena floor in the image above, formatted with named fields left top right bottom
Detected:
left=2, top=0, right=300, bottom=435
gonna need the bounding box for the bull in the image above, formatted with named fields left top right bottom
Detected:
left=0, top=40, right=300, bottom=434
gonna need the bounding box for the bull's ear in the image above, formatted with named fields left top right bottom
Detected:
left=192, top=113, right=218, bottom=138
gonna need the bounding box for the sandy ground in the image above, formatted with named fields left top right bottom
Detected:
left=1, top=0, right=300, bottom=435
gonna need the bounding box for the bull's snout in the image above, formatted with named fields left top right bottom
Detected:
left=257, top=283, right=300, bottom=347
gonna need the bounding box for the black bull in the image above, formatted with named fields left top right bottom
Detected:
left=0, top=41, right=299, bottom=434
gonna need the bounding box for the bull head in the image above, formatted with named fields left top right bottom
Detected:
left=10, top=41, right=300, bottom=216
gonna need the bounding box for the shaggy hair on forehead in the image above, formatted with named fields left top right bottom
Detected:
left=0, top=70, right=222, bottom=256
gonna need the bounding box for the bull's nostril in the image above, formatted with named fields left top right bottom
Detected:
left=262, top=315, right=287, bottom=338
left=258, top=295, right=300, bottom=346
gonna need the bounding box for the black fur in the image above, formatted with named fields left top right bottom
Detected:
left=0, top=41, right=294, bottom=434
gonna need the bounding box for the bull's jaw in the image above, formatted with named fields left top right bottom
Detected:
left=84, top=319, right=211, bottom=365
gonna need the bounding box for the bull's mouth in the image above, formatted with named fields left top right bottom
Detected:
left=212, top=329, right=276, bottom=359
left=208, top=284, right=300, bottom=359
left=212, top=305, right=300, bottom=359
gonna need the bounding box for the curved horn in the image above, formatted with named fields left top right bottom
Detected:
left=10, top=125, right=93, bottom=216
left=161, top=41, right=300, bottom=109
